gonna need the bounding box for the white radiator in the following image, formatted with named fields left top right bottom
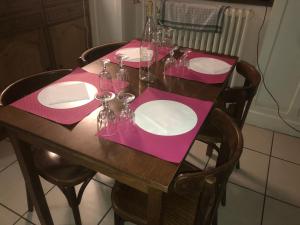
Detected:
left=170, top=7, right=252, bottom=57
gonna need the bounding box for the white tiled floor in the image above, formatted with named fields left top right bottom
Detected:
left=0, top=124, right=299, bottom=225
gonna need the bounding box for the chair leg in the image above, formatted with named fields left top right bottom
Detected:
left=221, top=185, right=226, bottom=206
left=212, top=211, right=218, bottom=225
left=236, top=160, right=240, bottom=169
left=25, top=184, right=34, bottom=212
left=206, top=144, right=214, bottom=157
left=114, top=212, right=125, bottom=225
left=60, top=186, right=82, bottom=225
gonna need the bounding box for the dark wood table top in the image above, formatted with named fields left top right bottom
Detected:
left=0, top=58, right=226, bottom=193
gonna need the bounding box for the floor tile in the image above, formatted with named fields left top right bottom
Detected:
left=262, top=197, right=300, bottom=225
left=14, top=218, right=35, bottom=225
left=0, top=162, right=54, bottom=215
left=99, top=209, right=113, bottom=225
left=243, top=124, right=273, bottom=155
left=23, top=180, right=111, bottom=225
left=0, top=204, right=20, bottom=225
left=219, top=183, right=264, bottom=225
left=100, top=209, right=135, bottom=225
left=267, top=157, right=300, bottom=207
left=229, top=149, right=269, bottom=193
left=94, top=173, right=115, bottom=188
left=185, top=140, right=210, bottom=169
left=0, top=139, right=16, bottom=171
left=272, top=132, right=300, bottom=164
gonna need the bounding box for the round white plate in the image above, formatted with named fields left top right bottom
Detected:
left=134, top=100, right=198, bottom=136
left=188, top=57, right=231, bottom=75
left=115, top=47, right=153, bottom=62
left=38, top=81, right=97, bottom=109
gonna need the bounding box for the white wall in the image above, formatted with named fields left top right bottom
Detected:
left=89, top=0, right=143, bottom=45
left=89, top=0, right=123, bottom=45
left=247, top=0, right=300, bottom=137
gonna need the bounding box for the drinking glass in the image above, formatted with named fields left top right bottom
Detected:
left=115, top=54, right=129, bottom=94
left=162, top=27, right=174, bottom=48
left=164, top=46, right=178, bottom=75
left=97, top=59, right=116, bottom=136
left=178, top=48, right=192, bottom=68
left=96, top=59, right=115, bottom=101
left=118, top=92, right=135, bottom=125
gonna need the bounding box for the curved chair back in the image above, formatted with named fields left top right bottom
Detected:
left=172, top=108, right=243, bottom=225
left=217, top=60, right=261, bottom=129
left=78, top=41, right=128, bottom=66
left=0, top=69, right=71, bottom=106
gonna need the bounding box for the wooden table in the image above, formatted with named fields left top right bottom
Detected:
left=0, top=57, right=229, bottom=225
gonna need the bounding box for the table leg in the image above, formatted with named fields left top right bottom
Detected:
left=9, top=134, right=54, bottom=225
left=147, top=188, right=163, bottom=225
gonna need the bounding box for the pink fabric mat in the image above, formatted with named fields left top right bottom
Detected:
left=11, top=68, right=128, bottom=125
left=97, top=87, right=213, bottom=164
left=165, top=52, right=237, bottom=84
left=104, top=39, right=170, bottom=68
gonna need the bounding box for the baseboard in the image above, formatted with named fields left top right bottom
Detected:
left=246, top=110, right=300, bottom=138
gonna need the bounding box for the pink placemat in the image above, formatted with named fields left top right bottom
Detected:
left=97, top=87, right=213, bottom=164
left=11, top=68, right=128, bottom=125
left=165, top=52, right=237, bottom=84
left=104, top=39, right=170, bottom=68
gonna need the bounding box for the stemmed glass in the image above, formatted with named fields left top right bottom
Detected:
left=162, top=27, right=174, bottom=48
left=115, top=53, right=129, bottom=92
left=115, top=54, right=135, bottom=125
left=164, top=46, right=178, bottom=75
left=97, top=59, right=116, bottom=136
left=178, top=48, right=192, bottom=68
left=118, top=92, right=135, bottom=125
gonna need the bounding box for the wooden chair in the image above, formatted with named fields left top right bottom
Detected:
left=196, top=60, right=261, bottom=206
left=78, top=41, right=128, bottom=66
left=0, top=69, right=96, bottom=225
left=197, top=60, right=261, bottom=166
left=111, top=108, right=243, bottom=225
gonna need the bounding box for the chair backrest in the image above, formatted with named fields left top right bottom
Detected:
left=0, top=69, right=71, bottom=106
left=218, top=60, right=261, bottom=128
left=78, top=41, right=128, bottom=67
left=172, top=108, right=243, bottom=225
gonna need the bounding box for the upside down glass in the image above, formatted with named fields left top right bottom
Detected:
left=164, top=46, right=178, bottom=75
left=118, top=92, right=135, bottom=125
left=97, top=59, right=116, bottom=136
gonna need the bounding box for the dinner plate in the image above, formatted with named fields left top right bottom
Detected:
left=134, top=100, right=198, bottom=136
left=115, top=47, right=153, bottom=62
left=188, top=57, right=231, bottom=75
left=38, top=81, right=97, bottom=109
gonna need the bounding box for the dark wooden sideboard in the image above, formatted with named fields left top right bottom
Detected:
left=0, top=0, right=91, bottom=93
left=0, top=0, right=91, bottom=139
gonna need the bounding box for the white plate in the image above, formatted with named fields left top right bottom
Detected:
left=188, top=57, right=231, bottom=75
left=115, top=47, right=153, bottom=62
left=38, top=81, right=97, bottom=109
left=134, top=100, right=198, bottom=136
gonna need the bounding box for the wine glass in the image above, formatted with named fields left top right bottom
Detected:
left=177, top=48, right=192, bottom=73
left=97, top=59, right=116, bottom=136
left=162, top=27, right=174, bottom=48
left=118, top=92, right=135, bottom=126
left=115, top=53, right=129, bottom=94
left=164, top=46, right=178, bottom=75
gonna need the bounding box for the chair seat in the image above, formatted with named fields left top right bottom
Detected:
left=112, top=183, right=200, bottom=225
left=112, top=161, right=202, bottom=225
left=33, top=149, right=96, bottom=187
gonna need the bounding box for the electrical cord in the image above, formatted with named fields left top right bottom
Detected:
left=256, top=6, right=300, bottom=133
